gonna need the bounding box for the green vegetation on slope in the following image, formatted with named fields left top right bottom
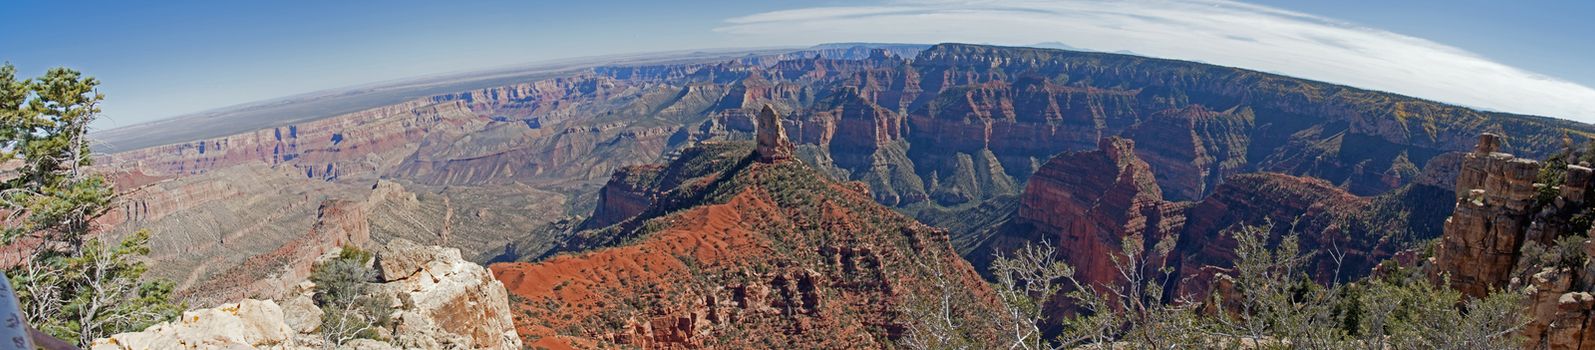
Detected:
left=952, top=222, right=1526, bottom=349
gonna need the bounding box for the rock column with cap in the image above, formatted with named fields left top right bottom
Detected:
left=1431, top=132, right=1542, bottom=298
left=755, top=105, right=794, bottom=163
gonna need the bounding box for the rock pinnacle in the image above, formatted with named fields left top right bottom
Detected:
left=755, top=105, right=794, bottom=163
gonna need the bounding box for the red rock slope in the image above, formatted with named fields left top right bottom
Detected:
left=492, top=113, right=1000, bottom=349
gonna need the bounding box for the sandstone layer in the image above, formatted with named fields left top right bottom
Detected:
left=1430, top=133, right=1595, bottom=349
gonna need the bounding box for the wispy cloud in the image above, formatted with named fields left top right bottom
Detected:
left=717, top=0, right=1595, bottom=122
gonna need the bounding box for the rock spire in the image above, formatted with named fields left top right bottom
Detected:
left=755, top=105, right=794, bottom=163
left=1430, top=133, right=1595, bottom=349
left=1432, top=132, right=1541, bottom=298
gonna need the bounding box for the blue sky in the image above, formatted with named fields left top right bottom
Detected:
left=1249, top=0, right=1595, bottom=88
left=2, top=0, right=1591, bottom=127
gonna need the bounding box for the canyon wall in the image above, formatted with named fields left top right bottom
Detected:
left=99, top=99, right=483, bottom=186
left=1011, top=137, right=1180, bottom=288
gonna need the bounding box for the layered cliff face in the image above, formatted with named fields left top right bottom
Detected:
left=762, top=42, right=1584, bottom=221
left=798, top=90, right=936, bottom=206
left=99, top=99, right=483, bottom=186
left=903, top=44, right=1582, bottom=197
left=100, top=44, right=1591, bottom=233
left=1124, top=106, right=1254, bottom=201
left=393, top=75, right=692, bottom=186
left=94, top=164, right=373, bottom=305
left=363, top=180, right=568, bottom=262
left=1168, top=172, right=1453, bottom=299
left=906, top=82, right=1140, bottom=178
left=492, top=119, right=1000, bottom=349
left=101, top=167, right=562, bottom=306
left=1009, top=137, right=1179, bottom=288
left=1429, top=133, right=1595, bottom=349
left=584, top=164, right=665, bottom=229
left=956, top=137, right=1187, bottom=333
left=102, top=43, right=1590, bottom=207
left=98, top=72, right=698, bottom=193
left=91, top=72, right=654, bottom=305
left=178, top=197, right=371, bottom=305
left=90, top=239, right=520, bottom=350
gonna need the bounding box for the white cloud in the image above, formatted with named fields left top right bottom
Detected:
left=717, top=0, right=1595, bottom=123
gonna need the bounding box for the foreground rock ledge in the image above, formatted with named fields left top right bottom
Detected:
left=89, top=238, right=521, bottom=350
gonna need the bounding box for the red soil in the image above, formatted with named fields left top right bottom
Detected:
left=491, top=191, right=778, bottom=349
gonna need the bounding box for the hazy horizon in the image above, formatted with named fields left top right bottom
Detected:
left=4, top=0, right=1592, bottom=127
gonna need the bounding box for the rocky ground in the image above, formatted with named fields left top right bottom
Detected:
left=89, top=239, right=520, bottom=350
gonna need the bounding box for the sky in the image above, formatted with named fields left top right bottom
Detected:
left=1, top=0, right=1591, bottom=128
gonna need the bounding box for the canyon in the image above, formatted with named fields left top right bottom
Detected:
left=78, top=43, right=1595, bottom=347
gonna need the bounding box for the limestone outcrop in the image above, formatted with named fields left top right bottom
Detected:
left=1522, top=265, right=1595, bottom=350
left=89, top=299, right=299, bottom=350
left=90, top=239, right=521, bottom=350
left=372, top=239, right=521, bottom=350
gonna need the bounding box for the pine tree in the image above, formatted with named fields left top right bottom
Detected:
left=0, top=63, right=180, bottom=346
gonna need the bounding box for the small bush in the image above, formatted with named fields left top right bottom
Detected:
left=311, top=245, right=392, bottom=347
